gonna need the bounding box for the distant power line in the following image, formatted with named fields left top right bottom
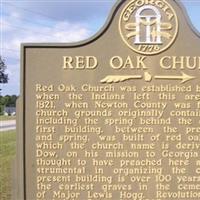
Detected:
left=2, top=11, right=55, bottom=28
left=2, top=21, right=82, bottom=43
left=2, top=10, right=82, bottom=34
left=2, top=22, right=50, bottom=37
left=3, top=2, right=63, bottom=22
left=0, top=48, right=19, bottom=53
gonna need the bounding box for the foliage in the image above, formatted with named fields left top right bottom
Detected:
left=0, top=95, right=17, bottom=115
left=0, top=95, right=17, bottom=107
left=0, top=105, right=4, bottom=115
left=0, top=56, right=8, bottom=84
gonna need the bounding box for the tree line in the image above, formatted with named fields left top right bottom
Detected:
left=0, top=95, right=18, bottom=115
left=0, top=55, right=11, bottom=115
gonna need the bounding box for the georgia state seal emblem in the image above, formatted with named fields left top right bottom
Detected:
left=119, top=0, right=178, bottom=55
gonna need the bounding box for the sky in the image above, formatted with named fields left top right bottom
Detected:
left=1, top=0, right=200, bottom=95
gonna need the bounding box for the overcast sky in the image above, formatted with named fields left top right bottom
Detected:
left=1, top=0, right=200, bottom=95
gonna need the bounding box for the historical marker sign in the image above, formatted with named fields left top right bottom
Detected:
left=16, top=0, right=200, bottom=199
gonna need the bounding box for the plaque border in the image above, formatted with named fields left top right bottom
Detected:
left=18, top=1, right=200, bottom=199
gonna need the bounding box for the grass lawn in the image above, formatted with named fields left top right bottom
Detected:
left=0, top=130, right=16, bottom=200
left=0, top=116, right=16, bottom=121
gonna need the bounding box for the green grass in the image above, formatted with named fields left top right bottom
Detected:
left=0, top=116, right=16, bottom=121
left=0, top=130, right=16, bottom=200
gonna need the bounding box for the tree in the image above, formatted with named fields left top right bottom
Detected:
left=0, top=95, right=18, bottom=115
left=0, top=56, right=8, bottom=84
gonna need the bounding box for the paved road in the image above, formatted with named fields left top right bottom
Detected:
left=0, top=120, right=16, bottom=132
